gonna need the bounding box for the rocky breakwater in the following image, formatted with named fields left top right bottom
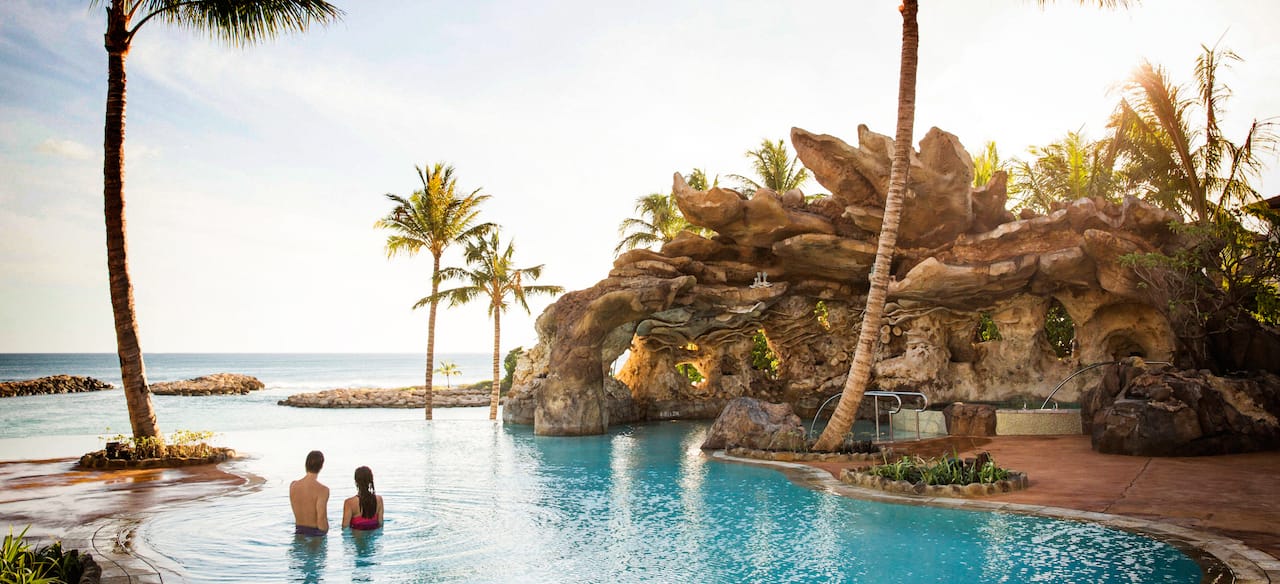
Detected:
left=1083, top=358, right=1280, bottom=456
left=279, top=385, right=491, bottom=408
left=0, top=375, right=113, bottom=397
left=150, top=373, right=265, bottom=396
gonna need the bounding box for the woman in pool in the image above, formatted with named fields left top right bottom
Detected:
left=341, top=466, right=384, bottom=531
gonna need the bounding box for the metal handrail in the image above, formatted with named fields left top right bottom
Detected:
left=1039, top=360, right=1171, bottom=409
left=809, top=390, right=931, bottom=441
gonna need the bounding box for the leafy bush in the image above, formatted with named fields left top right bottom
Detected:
left=751, top=329, right=780, bottom=378
left=1044, top=301, right=1075, bottom=358
left=502, top=346, right=523, bottom=390
left=100, top=429, right=217, bottom=460
left=2, top=526, right=85, bottom=584
left=867, top=452, right=1011, bottom=485
left=675, top=363, right=704, bottom=384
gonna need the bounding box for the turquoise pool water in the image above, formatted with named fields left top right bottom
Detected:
left=138, top=412, right=1202, bottom=583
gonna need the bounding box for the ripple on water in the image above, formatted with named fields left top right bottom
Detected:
left=139, top=418, right=1202, bottom=584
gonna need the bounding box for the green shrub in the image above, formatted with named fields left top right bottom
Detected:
left=2, top=526, right=85, bottom=584
left=100, top=429, right=218, bottom=460
left=867, top=452, right=1011, bottom=485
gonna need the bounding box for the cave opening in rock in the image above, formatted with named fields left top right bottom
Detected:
left=609, top=349, right=632, bottom=377
left=1105, top=335, right=1147, bottom=361
left=1044, top=299, right=1076, bottom=358
left=751, top=329, right=781, bottom=379
left=972, top=312, right=1002, bottom=343
left=675, top=363, right=705, bottom=385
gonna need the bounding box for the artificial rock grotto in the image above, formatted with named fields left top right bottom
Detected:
left=503, top=124, right=1246, bottom=439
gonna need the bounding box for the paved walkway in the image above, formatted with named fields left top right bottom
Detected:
left=806, top=434, right=1280, bottom=560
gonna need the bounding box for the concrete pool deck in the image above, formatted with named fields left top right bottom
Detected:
left=793, top=434, right=1280, bottom=582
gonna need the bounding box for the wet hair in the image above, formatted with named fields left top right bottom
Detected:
left=354, top=466, right=376, bottom=518
left=305, top=450, right=324, bottom=473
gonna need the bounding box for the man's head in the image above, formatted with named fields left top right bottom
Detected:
left=305, top=450, right=324, bottom=474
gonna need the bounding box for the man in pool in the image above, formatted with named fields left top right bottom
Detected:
left=290, top=450, right=330, bottom=536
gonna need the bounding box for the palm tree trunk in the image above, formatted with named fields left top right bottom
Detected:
left=488, top=306, right=501, bottom=420
left=103, top=5, right=160, bottom=441
left=814, top=0, right=918, bottom=451
left=424, top=255, right=441, bottom=420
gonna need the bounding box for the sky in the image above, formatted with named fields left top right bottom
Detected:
left=1, top=0, right=1278, bottom=354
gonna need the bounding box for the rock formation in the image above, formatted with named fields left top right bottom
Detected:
left=507, top=124, right=1232, bottom=437
left=0, top=375, right=113, bottom=398
left=1083, top=358, right=1280, bottom=456
left=150, top=373, right=264, bottom=396
left=700, top=397, right=806, bottom=451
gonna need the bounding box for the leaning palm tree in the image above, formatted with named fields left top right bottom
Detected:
left=376, top=163, right=492, bottom=420
left=731, top=138, right=810, bottom=196
left=814, top=0, right=1131, bottom=450
left=426, top=233, right=564, bottom=420
left=94, top=0, right=342, bottom=440
left=1110, top=42, right=1277, bottom=224
left=435, top=362, right=460, bottom=389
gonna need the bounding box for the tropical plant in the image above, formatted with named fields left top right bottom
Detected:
left=971, top=141, right=1009, bottom=188
left=1008, top=130, right=1123, bottom=213
left=814, top=0, right=1132, bottom=451
left=676, top=363, right=705, bottom=384
left=974, top=313, right=1002, bottom=342
left=435, top=362, right=460, bottom=389
left=427, top=233, right=564, bottom=420
left=750, top=330, right=780, bottom=378
left=502, top=347, right=523, bottom=390
left=1044, top=300, right=1076, bottom=358
left=2, top=527, right=86, bottom=584
left=91, top=0, right=342, bottom=441
left=376, top=163, right=493, bottom=420
left=1110, top=41, right=1277, bottom=224
left=614, top=169, right=714, bottom=255
left=730, top=138, right=810, bottom=196
left=866, top=452, right=1011, bottom=486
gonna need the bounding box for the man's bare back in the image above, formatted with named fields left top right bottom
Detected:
left=290, top=451, right=329, bottom=535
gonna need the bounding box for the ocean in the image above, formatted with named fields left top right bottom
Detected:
left=0, top=352, right=501, bottom=458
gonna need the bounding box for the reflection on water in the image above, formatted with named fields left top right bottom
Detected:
left=141, top=415, right=1202, bottom=584
left=287, top=534, right=326, bottom=584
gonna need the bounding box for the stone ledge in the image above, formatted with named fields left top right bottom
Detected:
left=726, top=446, right=885, bottom=463
left=278, top=386, right=492, bottom=408
left=838, top=468, right=1029, bottom=497
left=77, top=448, right=236, bottom=470
left=0, top=375, right=114, bottom=398
left=150, top=373, right=264, bottom=396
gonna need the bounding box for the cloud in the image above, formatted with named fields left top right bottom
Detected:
left=35, top=137, right=92, bottom=160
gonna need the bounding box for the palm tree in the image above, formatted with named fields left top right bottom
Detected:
left=812, top=0, right=919, bottom=451
left=1009, top=130, right=1122, bottom=213
left=731, top=138, right=810, bottom=196
left=435, top=362, right=460, bottom=389
left=376, top=163, right=492, bottom=420
left=95, top=0, right=342, bottom=440
left=614, top=169, right=714, bottom=255
left=813, top=0, right=1131, bottom=451
left=1110, top=41, right=1277, bottom=224
left=427, top=233, right=564, bottom=420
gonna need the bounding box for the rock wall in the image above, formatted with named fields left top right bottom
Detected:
left=509, top=125, right=1195, bottom=436
left=0, top=375, right=113, bottom=398
left=279, top=386, right=490, bottom=408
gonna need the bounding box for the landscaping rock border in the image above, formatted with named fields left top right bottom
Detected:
left=726, top=446, right=887, bottom=463
left=839, top=468, right=1028, bottom=497
left=77, top=447, right=236, bottom=470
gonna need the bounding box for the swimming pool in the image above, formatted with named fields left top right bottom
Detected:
left=136, top=411, right=1203, bottom=583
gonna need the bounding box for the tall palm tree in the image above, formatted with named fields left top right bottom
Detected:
left=435, top=362, right=460, bottom=389
left=731, top=138, right=810, bottom=196
left=376, top=163, right=492, bottom=420
left=1111, top=42, right=1276, bottom=224
left=94, top=0, right=342, bottom=440
left=427, top=233, right=564, bottom=420
left=813, top=0, right=919, bottom=451
left=814, top=0, right=1131, bottom=451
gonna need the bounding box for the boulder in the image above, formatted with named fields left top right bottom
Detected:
left=0, top=375, right=113, bottom=398
left=1083, top=359, right=1280, bottom=455
left=151, top=373, right=265, bottom=396
left=701, top=397, right=806, bottom=451
left=943, top=403, right=997, bottom=436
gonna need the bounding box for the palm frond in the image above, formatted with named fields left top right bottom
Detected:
left=124, top=0, right=343, bottom=46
